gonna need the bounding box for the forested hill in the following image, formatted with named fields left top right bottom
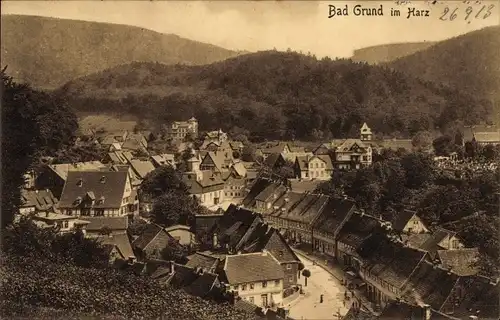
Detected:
left=57, top=50, right=493, bottom=141
left=386, top=26, right=500, bottom=120
left=1, top=15, right=243, bottom=89
left=351, top=42, right=436, bottom=65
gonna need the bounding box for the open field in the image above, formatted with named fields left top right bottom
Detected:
left=78, top=113, right=138, bottom=132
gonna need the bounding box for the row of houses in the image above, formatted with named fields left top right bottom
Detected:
left=240, top=178, right=498, bottom=319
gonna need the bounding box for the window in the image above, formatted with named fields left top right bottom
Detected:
left=63, top=221, right=69, bottom=228
left=241, top=284, right=247, bottom=291
left=262, top=281, right=267, bottom=288
left=94, top=209, right=104, bottom=216
left=286, top=264, right=292, bottom=270
left=452, top=239, right=459, bottom=249
left=289, top=276, right=293, bottom=283
left=249, top=297, right=254, bottom=304
left=363, top=156, right=368, bottom=161
left=414, top=220, right=419, bottom=225
left=261, top=294, right=268, bottom=307
left=274, top=280, right=280, bottom=286
left=250, top=283, right=254, bottom=290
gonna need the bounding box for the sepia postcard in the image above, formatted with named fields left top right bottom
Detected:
left=1, top=1, right=499, bottom=319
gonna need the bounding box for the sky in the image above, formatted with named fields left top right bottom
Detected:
left=2, top=0, right=499, bottom=58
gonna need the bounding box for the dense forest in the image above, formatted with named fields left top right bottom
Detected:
left=57, top=51, right=493, bottom=142
left=386, top=26, right=500, bottom=118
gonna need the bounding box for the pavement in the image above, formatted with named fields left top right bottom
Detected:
left=285, top=254, right=350, bottom=320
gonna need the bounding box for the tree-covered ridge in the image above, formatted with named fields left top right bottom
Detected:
left=386, top=25, right=500, bottom=120
left=58, top=51, right=493, bottom=142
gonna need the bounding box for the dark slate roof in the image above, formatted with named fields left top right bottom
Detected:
left=437, top=248, right=480, bottom=276
left=85, top=216, right=128, bottom=232
left=420, top=228, right=456, bottom=258
left=143, top=259, right=172, bottom=277
left=313, top=197, right=356, bottom=235
left=263, top=153, right=282, bottom=168
left=242, top=178, right=275, bottom=207
left=132, top=223, right=179, bottom=252
left=337, top=213, right=380, bottom=249
left=186, top=252, right=221, bottom=272
left=402, top=261, right=460, bottom=310
left=21, top=189, right=58, bottom=211
left=243, top=227, right=300, bottom=264
left=183, top=272, right=220, bottom=298
left=402, top=233, right=433, bottom=250
left=391, top=209, right=418, bottom=232
left=59, top=171, right=128, bottom=209
left=170, top=263, right=199, bottom=288
left=96, top=233, right=135, bottom=259
left=194, top=214, right=223, bottom=235
left=255, top=183, right=287, bottom=203
left=223, top=252, right=284, bottom=284
left=357, top=233, right=427, bottom=289
left=129, top=159, right=155, bottom=179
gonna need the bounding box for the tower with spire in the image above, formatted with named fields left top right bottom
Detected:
left=360, top=122, right=372, bottom=141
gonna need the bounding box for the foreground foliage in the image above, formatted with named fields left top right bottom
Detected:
left=0, top=255, right=256, bottom=320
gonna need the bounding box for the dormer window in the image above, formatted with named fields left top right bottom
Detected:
left=100, top=176, right=106, bottom=184
left=74, top=196, right=82, bottom=205
left=76, top=179, right=83, bottom=187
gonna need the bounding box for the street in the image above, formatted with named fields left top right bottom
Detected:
left=286, top=254, right=350, bottom=320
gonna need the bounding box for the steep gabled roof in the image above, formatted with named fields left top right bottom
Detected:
left=132, top=223, right=178, bottom=252
left=59, top=171, right=128, bottom=209
left=183, top=272, right=220, bottom=298
left=96, top=233, right=135, bottom=259
left=242, top=178, right=275, bottom=207
left=129, top=159, right=155, bottom=180
left=186, top=252, right=221, bottom=272
left=337, top=212, right=380, bottom=250
left=313, top=197, right=356, bottom=235
left=420, top=228, right=457, bottom=257
left=391, top=209, right=419, bottom=232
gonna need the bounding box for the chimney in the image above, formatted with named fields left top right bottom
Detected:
left=422, top=304, right=431, bottom=320
left=45, top=211, right=50, bottom=218
left=35, top=190, right=39, bottom=193
left=469, top=316, right=478, bottom=320
left=262, top=249, right=268, bottom=256
left=170, top=262, right=175, bottom=275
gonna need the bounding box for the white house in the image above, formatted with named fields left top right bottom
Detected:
left=223, top=251, right=285, bottom=308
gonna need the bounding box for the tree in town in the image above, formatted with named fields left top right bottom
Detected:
left=302, top=269, right=311, bottom=287
left=141, top=166, right=188, bottom=197
left=241, top=145, right=257, bottom=162
left=412, top=130, right=433, bottom=151
left=400, top=153, right=435, bottom=189
left=433, top=135, right=455, bottom=156
left=150, top=191, right=200, bottom=227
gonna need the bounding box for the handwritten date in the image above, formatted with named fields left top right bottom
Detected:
left=440, top=4, right=494, bottom=21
